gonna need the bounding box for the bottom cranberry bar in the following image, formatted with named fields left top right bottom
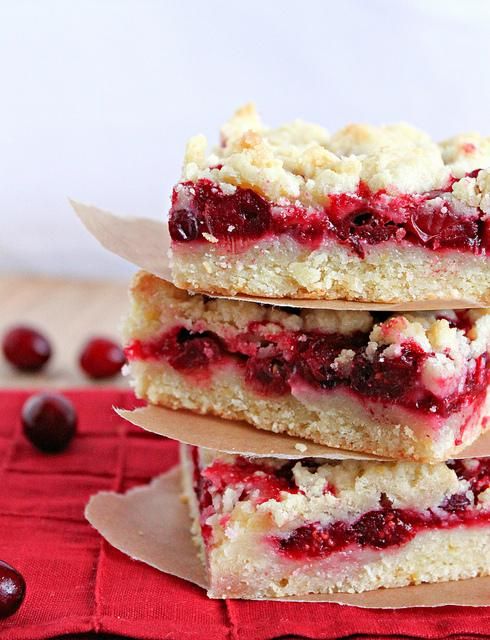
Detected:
left=181, top=444, right=490, bottom=598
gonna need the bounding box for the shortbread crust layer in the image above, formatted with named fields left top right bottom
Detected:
left=171, top=237, right=489, bottom=303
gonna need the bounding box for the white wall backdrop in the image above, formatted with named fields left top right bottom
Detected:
left=1, top=0, right=490, bottom=279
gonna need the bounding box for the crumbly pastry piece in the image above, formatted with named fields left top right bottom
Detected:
left=181, top=444, right=490, bottom=598
left=168, top=104, right=490, bottom=303
left=124, top=272, right=490, bottom=461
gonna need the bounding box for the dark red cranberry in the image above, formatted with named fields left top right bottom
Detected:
left=350, top=343, right=426, bottom=401
left=325, top=209, right=401, bottom=257
left=169, top=331, right=223, bottom=371
left=277, top=521, right=354, bottom=559
left=2, top=325, right=52, bottom=372
left=0, top=560, right=25, bottom=619
left=245, top=355, right=290, bottom=396
left=234, top=189, right=271, bottom=237
left=440, top=493, right=471, bottom=513
left=353, top=509, right=416, bottom=548
left=21, top=393, right=77, bottom=453
left=169, top=208, right=201, bottom=242
left=204, top=187, right=271, bottom=239
left=407, top=209, right=479, bottom=251
left=349, top=212, right=399, bottom=245
left=79, top=337, right=125, bottom=379
left=296, top=336, right=342, bottom=388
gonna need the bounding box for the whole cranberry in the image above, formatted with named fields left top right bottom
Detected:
left=0, top=560, right=26, bottom=619
left=245, top=355, right=291, bottom=396
left=2, top=325, right=52, bottom=372
left=168, top=208, right=201, bottom=242
left=22, top=393, right=77, bottom=453
left=168, top=332, right=223, bottom=371
left=79, top=337, right=125, bottom=379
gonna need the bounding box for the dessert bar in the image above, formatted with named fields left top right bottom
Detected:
left=168, top=104, right=489, bottom=303
left=124, top=272, right=490, bottom=461
left=182, top=445, right=490, bottom=598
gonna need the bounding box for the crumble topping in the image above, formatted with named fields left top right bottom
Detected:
left=182, top=104, right=490, bottom=207
left=197, top=450, right=468, bottom=531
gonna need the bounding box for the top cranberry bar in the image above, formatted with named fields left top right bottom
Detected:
left=168, top=105, right=489, bottom=305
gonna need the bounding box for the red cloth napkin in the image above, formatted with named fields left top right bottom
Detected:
left=1, top=388, right=489, bottom=640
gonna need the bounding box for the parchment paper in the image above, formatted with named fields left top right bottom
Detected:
left=116, top=404, right=490, bottom=461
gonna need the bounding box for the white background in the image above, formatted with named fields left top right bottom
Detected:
left=1, top=0, right=490, bottom=280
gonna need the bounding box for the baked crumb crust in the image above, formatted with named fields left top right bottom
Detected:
left=171, top=239, right=490, bottom=304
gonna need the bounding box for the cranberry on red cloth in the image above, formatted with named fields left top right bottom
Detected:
left=0, top=388, right=489, bottom=639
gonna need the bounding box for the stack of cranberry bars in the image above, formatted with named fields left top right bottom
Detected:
left=123, top=106, right=490, bottom=598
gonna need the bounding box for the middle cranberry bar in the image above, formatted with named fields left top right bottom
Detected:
left=124, top=272, right=490, bottom=461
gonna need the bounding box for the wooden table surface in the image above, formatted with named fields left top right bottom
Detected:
left=0, top=275, right=130, bottom=388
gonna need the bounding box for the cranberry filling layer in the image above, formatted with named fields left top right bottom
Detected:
left=191, top=450, right=490, bottom=556
left=169, top=179, right=490, bottom=257
left=126, top=323, right=489, bottom=418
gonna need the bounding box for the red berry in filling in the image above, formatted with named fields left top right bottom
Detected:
left=0, top=560, right=26, bottom=619
left=278, top=521, right=354, bottom=559
left=245, top=355, right=291, bottom=396
left=79, top=337, right=125, bottom=379
left=21, top=393, right=77, bottom=453
left=168, top=208, right=201, bottom=241
left=2, top=325, right=52, bottom=372
left=352, top=509, right=416, bottom=548
left=350, top=342, right=426, bottom=401
left=170, top=181, right=271, bottom=242
left=407, top=208, right=480, bottom=251
left=336, top=211, right=401, bottom=256
left=168, top=331, right=224, bottom=371
left=296, top=334, right=362, bottom=388
left=204, top=187, right=271, bottom=239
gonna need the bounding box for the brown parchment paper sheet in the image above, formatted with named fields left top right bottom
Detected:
left=85, top=465, right=490, bottom=607
left=117, top=404, right=490, bottom=461
left=72, top=200, right=483, bottom=311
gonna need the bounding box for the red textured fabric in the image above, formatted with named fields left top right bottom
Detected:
left=0, top=388, right=489, bottom=640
